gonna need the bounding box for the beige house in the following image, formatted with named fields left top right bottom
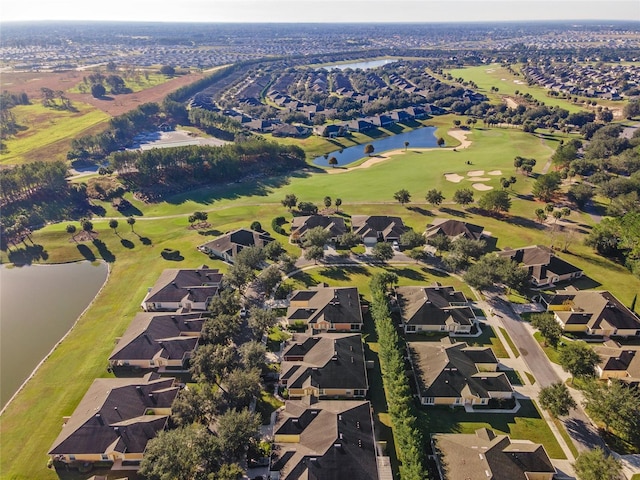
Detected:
left=543, top=287, right=640, bottom=337
left=407, top=339, right=513, bottom=407
left=280, top=333, right=368, bottom=399
left=432, top=428, right=556, bottom=480
left=289, top=215, right=347, bottom=244
left=594, top=342, right=640, bottom=383
left=286, top=285, right=364, bottom=333
left=49, top=373, right=178, bottom=471
left=499, top=245, right=583, bottom=287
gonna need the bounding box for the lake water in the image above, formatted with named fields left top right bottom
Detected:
left=319, top=58, right=397, bottom=71
left=313, top=126, right=438, bottom=167
left=0, top=261, right=109, bottom=409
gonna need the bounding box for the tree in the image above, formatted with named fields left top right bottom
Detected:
left=281, top=193, right=298, bottom=210
left=256, top=264, right=282, bottom=297
left=139, top=424, right=220, bottom=480
left=171, top=385, right=223, bottom=427
left=568, top=183, right=595, bottom=208
left=323, top=196, right=332, bottom=209
left=250, top=220, right=262, bottom=231
left=216, top=408, right=261, bottom=463
left=437, top=137, right=445, bottom=147
left=558, top=341, right=600, bottom=380
left=338, top=231, right=361, bottom=249
left=108, top=219, right=119, bottom=235
left=582, top=378, right=640, bottom=441
left=530, top=312, right=563, bottom=348
left=364, top=144, right=375, bottom=156
left=407, top=248, right=426, bottom=263
left=126, top=216, right=136, bottom=233
left=297, top=201, right=318, bottom=215
left=234, top=245, right=265, bottom=271
left=304, top=245, right=325, bottom=264
left=393, top=189, right=411, bottom=206
left=81, top=218, right=93, bottom=233
left=208, top=288, right=241, bottom=317
left=201, top=313, right=242, bottom=345
left=425, top=189, right=444, bottom=207
left=328, top=156, right=338, bottom=167
left=453, top=188, right=474, bottom=206
left=190, top=343, right=238, bottom=384
left=533, top=172, right=562, bottom=202
left=335, top=198, right=342, bottom=212
left=372, top=242, right=394, bottom=262
left=239, top=341, right=267, bottom=370
left=478, top=190, right=511, bottom=214
left=451, top=237, right=486, bottom=260
left=400, top=229, right=426, bottom=249
left=427, top=234, right=451, bottom=253
left=66, top=224, right=77, bottom=241
left=573, top=448, right=622, bottom=480
left=552, top=210, right=563, bottom=223
left=535, top=208, right=548, bottom=223
left=463, top=254, right=528, bottom=293
left=302, top=226, right=331, bottom=249
left=248, top=307, right=278, bottom=339
left=222, top=368, right=262, bottom=409
left=159, top=65, right=176, bottom=76
left=90, top=83, right=106, bottom=98
left=539, top=382, right=576, bottom=417
left=225, top=262, right=254, bottom=294
left=404, top=141, right=409, bottom=151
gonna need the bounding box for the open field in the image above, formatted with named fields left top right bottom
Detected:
left=2, top=121, right=640, bottom=478
left=0, top=102, right=110, bottom=165
left=67, top=73, right=172, bottom=95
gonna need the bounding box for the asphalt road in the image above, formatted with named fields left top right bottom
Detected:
left=487, top=294, right=608, bottom=453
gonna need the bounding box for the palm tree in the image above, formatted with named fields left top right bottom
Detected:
left=109, top=219, right=119, bottom=235
left=335, top=198, right=342, bottom=213
left=127, top=216, right=136, bottom=233
left=404, top=141, right=409, bottom=151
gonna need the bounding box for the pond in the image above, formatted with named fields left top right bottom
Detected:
left=0, top=261, right=109, bottom=409
left=318, top=58, right=397, bottom=71
left=313, top=126, right=438, bottom=167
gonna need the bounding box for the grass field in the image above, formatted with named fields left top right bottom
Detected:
left=0, top=102, right=109, bottom=165
left=68, top=73, right=172, bottom=94
left=3, top=119, right=640, bottom=477
left=499, top=326, right=521, bottom=358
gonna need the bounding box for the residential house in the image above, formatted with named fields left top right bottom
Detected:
left=351, top=215, right=407, bottom=245
left=280, top=333, right=368, bottom=399
left=286, top=285, right=364, bottom=332
left=407, top=338, right=513, bottom=406
left=141, top=266, right=222, bottom=312
left=272, top=124, right=309, bottom=138
left=499, top=245, right=583, bottom=287
left=425, top=218, right=485, bottom=242
left=108, top=312, right=205, bottom=372
left=289, top=215, right=347, bottom=244
left=198, top=228, right=274, bottom=264
left=392, top=285, right=476, bottom=334
left=542, top=287, right=640, bottom=337
left=345, top=119, right=374, bottom=133
left=270, top=400, right=380, bottom=480
left=48, top=373, right=179, bottom=471
left=594, top=342, right=640, bottom=383
left=313, top=124, right=341, bottom=138
left=431, top=428, right=556, bottom=480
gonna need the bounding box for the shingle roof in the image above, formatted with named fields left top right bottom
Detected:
left=425, top=218, right=485, bottom=241
left=198, top=229, right=273, bottom=261
left=286, top=286, right=363, bottom=327
left=499, top=245, right=582, bottom=284
left=595, top=346, right=640, bottom=378
left=109, top=312, right=204, bottom=363
left=143, top=267, right=222, bottom=306
left=394, top=285, right=474, bottom=328
left=271, top=400, right=379, bottom=480
left=49, top=373, right=178, bottom=456
left=432, top=429, right=556, bottom=480
left=408, top=340, right=513, bottom=400
left=549, top=289, right=640, bottom=331
left=351, top=215, right=407, bottom=241
left=290, top=215, right=347, bottom=241
left=281, top=333, right=368, bottom=392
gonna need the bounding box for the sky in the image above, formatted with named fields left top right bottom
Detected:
left=2, top=0, right=639, bottom=23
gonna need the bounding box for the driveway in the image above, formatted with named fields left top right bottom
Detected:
left=487, top=294, right=608, bottom=453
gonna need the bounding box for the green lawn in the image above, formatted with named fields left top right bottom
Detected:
left=0, top=103, right=109, bottom=165
left=552, top=417, right=580, bottom=459
left=418, top=399, right=566, bottom=459
left=68, top=72, right=172, bottom=94
left=533, top=331, right=562, bottom=364
left=256, top=390, right=284, bottom=425
left=466, top=325, right=509, bottom=358
left=524, top=372, right=536, bottom=385
left=499, top=326, right=521, bottom=358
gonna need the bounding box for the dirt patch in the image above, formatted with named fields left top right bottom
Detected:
left=69, top=230, right=98, bottom=242
left=188, top=222, right=212, bottom=230
left=2, top=71, right=205, bottom=117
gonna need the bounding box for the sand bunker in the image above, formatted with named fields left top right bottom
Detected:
left=468, top=177, right=490, bottom=181
left=488, top=170, right=503, bottom=176
left=445, top=173, right=465, bottom=183
left=472, top=183, right=493, bottom=191
left=468, top=170, right=485, bottom=177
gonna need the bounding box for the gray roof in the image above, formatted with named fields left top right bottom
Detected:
left=499, top=245, right=582, bottom=284
left=394, top=285, right=474, bottom=328
left=433, top=428, right=556, bottom=480
left=287, top=286, right=363, bottom=327
left=199, top=228, right=273, bottom=261
left=271, top=400, right=378, bottom=480
left=109, top=312, right=205, bottom=363
left=144, top=267, right=222, bottom=306
left=290, top=215, right=347, bottom=241
left=281, top=333, right=368, bottom=392
left=351, top=215, right=407, bottom=241
left=49, top=373, right=178, bottom=456
left=408, top=340, right=513, bottom=399
left=425, top=218, right=485, bottom=241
